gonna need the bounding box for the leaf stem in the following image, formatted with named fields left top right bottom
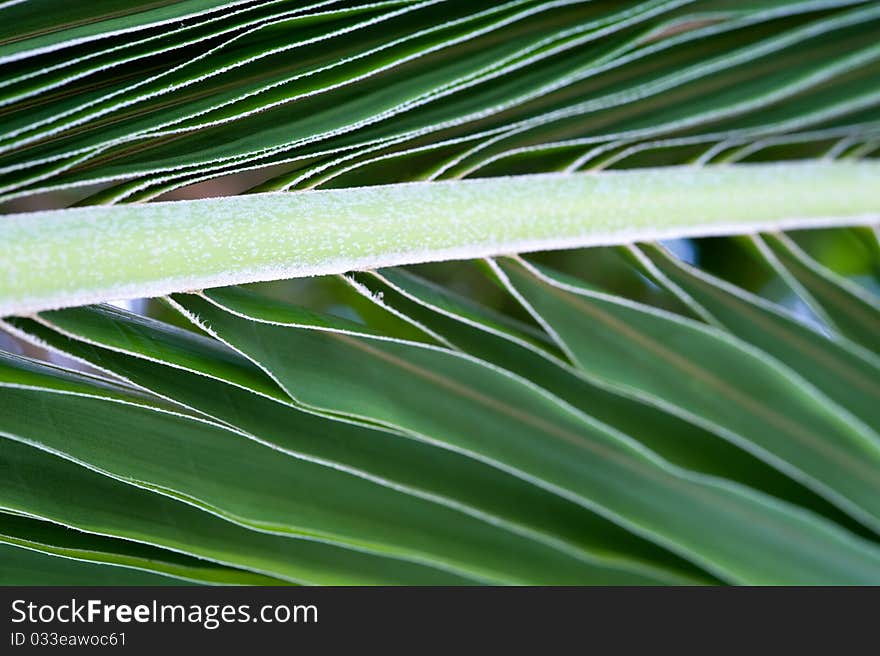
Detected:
left=2, top=160, right=878, bottom=315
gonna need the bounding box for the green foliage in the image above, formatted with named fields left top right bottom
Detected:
left=0, top=0, right=878, bottom=584
left=1, top=0, right=879, bottom=203
left=2, top=236, right=880, bottom=584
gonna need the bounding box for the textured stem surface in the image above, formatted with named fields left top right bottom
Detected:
left=3, top=161, right=878, bottom=315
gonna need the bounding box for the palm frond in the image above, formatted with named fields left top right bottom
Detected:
left=1, top=0, right=878, bottom=584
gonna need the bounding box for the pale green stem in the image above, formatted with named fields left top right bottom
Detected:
left=2, top=161, right=878, bottom=315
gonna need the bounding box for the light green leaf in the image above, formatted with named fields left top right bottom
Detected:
left=3, top=161, right=878, bottom=316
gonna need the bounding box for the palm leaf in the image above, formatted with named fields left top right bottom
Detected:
left=0, top=0, right=878, bottom=584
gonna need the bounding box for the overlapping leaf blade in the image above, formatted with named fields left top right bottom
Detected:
left=492, top=257, right=880, bottom=531
left=157, top=287, right=880, bottom=584
left=0, top=0, right=878, bottom=586
left=0, top=0, right=877, bottom=203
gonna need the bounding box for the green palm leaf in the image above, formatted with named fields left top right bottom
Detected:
left=0, top=0, right=878, bottom=584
